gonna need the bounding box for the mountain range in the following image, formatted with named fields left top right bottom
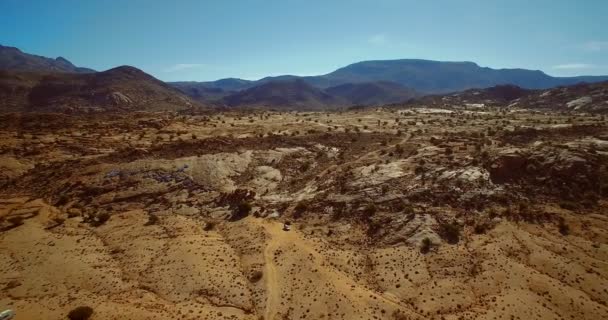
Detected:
left=1, top=44, right=608, bottom=111
left=169, top=59, right=608, bottom=108
left=177, top=59, right=608, bottom=93
left=0, top=45, right=95, bottom=74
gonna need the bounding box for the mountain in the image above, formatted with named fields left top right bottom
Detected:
left=170, top=81, right=232, bottom=102
left=512, top=81, right=608, bottom=112
left=403, top=81, right=608, bottom=113
left=172, top=59, right=608, bottom=98
left=318, top=59, right=608, bottom=92
left=0, top=66, right=197, bottom=112
left=325, top=81, right=419, bottom=105
left=200, top=78, right=255, bottom=91
left=0, top=44, right=95, bottom=73
left=222, top=79, right=345, bottom=110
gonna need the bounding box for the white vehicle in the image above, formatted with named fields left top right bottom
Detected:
left=283, top=223, right=291, bottom=231
left=0, top=310, right=15, bottom=320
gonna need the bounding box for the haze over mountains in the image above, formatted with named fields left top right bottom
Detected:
left=1, top=44, right=608, bottom=111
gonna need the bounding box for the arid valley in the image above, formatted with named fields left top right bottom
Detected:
left=2, top=2, right=608, bottom=319
left=1, top=106, right=607, bottom=319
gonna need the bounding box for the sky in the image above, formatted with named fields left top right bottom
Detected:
left=1, top=0, right=607, bottom=81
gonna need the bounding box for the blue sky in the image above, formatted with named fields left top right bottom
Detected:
left=1, top=0, right=607, bottom=81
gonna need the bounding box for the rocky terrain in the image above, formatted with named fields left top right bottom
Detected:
left=403, top=82, right=608, bottom=113
left=1, top=106, right=607, bottom=319
left=0, top=66, right=197, bottom=112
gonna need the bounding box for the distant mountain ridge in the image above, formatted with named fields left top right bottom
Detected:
left=325, top=81, right=420, bottom=106
left=173, top=59, right=608, bottom=96
left=214, top=79, right=421, bottom=109
left=222, top=79, right=345, bottom=110
left=0, top=44, right=95, bottom=73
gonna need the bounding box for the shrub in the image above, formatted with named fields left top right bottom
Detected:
left=392, top=310, right=409, bottom=320
left=7, top=216, right=24, bottom=227
left=293, top=202, right=307, bottom=219
left=474, top=223, right=487, bottom=234
left=558, top=218, right=570, bottom=236
left=203, top=221, right=216, bottom=231
left=144, top=214, right=159, bottom=226
left=559, top=201, right=578, bottom=211
left=67, top=306, right=94, bottom=320
left=420, top=237, right=432, bottom=254
left=362, top=203, right=377, bottom=217
left=230, top=201, right=252, bottom=221
left=440, top=222, right=461, bottom=244
left=249, top=270, right=263, bottom=283
left=91, top=212, right=110, bottom=227
left=299, top=161, right=311, bottom=172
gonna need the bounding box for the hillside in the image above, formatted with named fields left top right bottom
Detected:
left=404, top=84, right=533, bottom=108
left=171, top=81, right=232, bottom=102
left=402, top=82, right=608, bottom=113
left=512, top=81, right=608, bottom=112
left=325, top=81, right=419, bottom=106
left=222, top=79, right=345, bottom=109
left=0, top=66, right=197, bottom=112
left=0, top=44, right=94, bottom=73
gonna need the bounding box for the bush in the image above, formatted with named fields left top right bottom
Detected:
left=299, top=161, right=311, bottom=172
left=91, top=212, right=110, bottom=227
left=293, top=202, right=308, bottom=219
left=474, top=223, right=488, bottom=234
left=362, top=203, right=377, bottom=217
left=67, top=306, right=94, bottom=320
left=203, top=221, right=216, bottom=231
left=230, top=201, right=252, bottom=221
left=249, top=270, right=263, bottom=283
left=420, top=237, right=432, bottom=254
left=7, top=216, right=24, bottom=227
left=392, top=310, right=409, bottom=320
left=144, top=214, right=159, bottom=226
left=559, top=201, right=578, bottom=211
left=440, top=222, right=461, bottom=244
left=558, top=218, right=570, bottom=236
